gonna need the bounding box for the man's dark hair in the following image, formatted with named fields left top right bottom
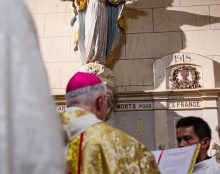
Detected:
left=176, top=116, right=211, bottom=140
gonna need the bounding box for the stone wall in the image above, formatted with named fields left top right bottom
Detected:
left=25, top=0, right=220, bottom=94
left=24, top=0, right=80, bottom=94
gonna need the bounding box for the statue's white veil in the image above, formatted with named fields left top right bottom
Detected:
left=0, top=0, right=65, bottom=173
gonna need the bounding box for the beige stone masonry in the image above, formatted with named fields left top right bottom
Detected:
left=212, top=56, right=220, bottom=87
left=126, top=32, right=182, bottom=59
left=112, top=59, right=154, bottom=88
left=180, top=0, right=220, bottom=6
left=45, top=62, right=81, bottom=94
left=127, top=85, right=153, bottom=92
left=183, top=30, right=220, bottom=55
left=154, top=6, right=210, bottom=32
left=34, top=0, right=72, bottom=13
left=125, top=9, right=153, bottom=33
left=40, top=37, right=71, bottom=62
left=210, top=5, right=220, bottom=30
left=126, top=0, right=180, bottom=9
left=115, top=86, right=127, bottom=93
left=44, top=13, right=74, bottom=37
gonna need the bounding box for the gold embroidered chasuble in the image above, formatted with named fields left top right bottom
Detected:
left=61, top=108, right=160, bottom=174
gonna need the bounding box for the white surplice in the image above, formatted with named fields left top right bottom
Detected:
left=64, top=106, right=102, bottom=140
left=0, top=0, right=65, bottom=174
left=193, top=157, right=220, bottom=174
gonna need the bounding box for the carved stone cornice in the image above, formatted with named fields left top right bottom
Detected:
left=115, top=88, right=220, bottom=99
left=113, top=89, right=220, bottom=111
left=54, top=88, right=220, bottom=112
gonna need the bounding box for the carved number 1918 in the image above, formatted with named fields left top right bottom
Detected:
left=174, top=54, right=192, bottom=63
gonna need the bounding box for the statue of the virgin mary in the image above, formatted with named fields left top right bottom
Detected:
left=62, top=0, right=133, bottom=66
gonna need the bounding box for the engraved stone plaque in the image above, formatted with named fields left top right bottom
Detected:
left=154, top=53, right=215, bottom=90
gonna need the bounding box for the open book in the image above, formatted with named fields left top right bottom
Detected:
left=152, top=144, right=200, bottom=174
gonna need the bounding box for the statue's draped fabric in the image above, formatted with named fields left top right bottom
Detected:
left=61, top=107, right=160, bottom=174
left=0, top=0, right=65, bottom=174
left=71, top=0, right=125, bottom=66
left=84, top=0, right=108, bottom=64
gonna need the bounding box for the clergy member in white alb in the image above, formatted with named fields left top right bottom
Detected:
left=176, top=117, right=220, bottom=174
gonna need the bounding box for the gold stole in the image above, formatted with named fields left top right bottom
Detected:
left=67, top=133, right=84, bottom=174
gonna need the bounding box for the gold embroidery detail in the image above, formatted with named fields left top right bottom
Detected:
left=106, top=15, right=125, bottom=67
left=60, top=110, right=89, bottom=124
left=109, top=0, right=120, bottom=5
left=67, top=135, right=81, bottom=174
left=75, top=110, right=87, bottom=117
left=73, top=31, right=79, bottom=50
left=118, top=15, right=125, bottom=30
left=60, top=112, right=71, bottom=124
left=106, top=47, right=117, bottom=67
left=75, top=0, right=87, bottom=11
left=80, top=123, right=160, bottom=173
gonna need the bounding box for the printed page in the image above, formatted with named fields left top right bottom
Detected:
left=152, top=144, right=199, bottom=174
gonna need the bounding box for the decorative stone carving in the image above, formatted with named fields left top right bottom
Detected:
left=212, top=143, right=220, bottom=163
left=78, top=61, right=105, bottom=75
left=169, top=65, right=202, bottom=89
left=154, top=53, right=214, bottom=90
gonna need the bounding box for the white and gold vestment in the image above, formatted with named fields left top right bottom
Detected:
left=61, top=107, right=160, bottom=174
